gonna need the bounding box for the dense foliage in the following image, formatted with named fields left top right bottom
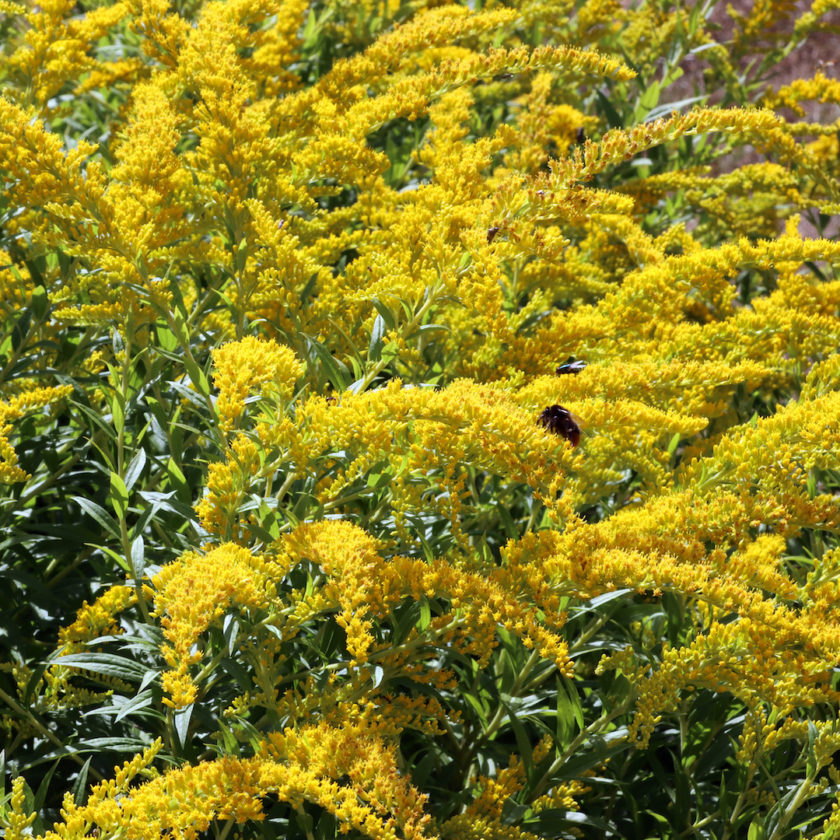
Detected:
left=2, top=0, right=840, bottom=837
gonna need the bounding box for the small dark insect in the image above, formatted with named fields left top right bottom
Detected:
left=537, top=404, right=581, bottom=447
left=325, top=394, right=337, bottom=405
left=487, top=225, right=500, bottom=244
left=576, top=127, right=586, bottom=145
left=555, top=357, right=587, bottom=375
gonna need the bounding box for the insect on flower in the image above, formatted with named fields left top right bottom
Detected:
left=537, top=405, right=581, bottom=447
left=555, top=357, right=587, bottom=375
left=487, top=225, right=500, bottom=243
left=576, top=127, right=586, bottom=145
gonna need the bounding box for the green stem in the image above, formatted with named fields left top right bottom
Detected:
left=0, top=685, right=104, bottom=780
left=528, top=702, right=631, bottom=802
left=216, top=819, right=234, bottom=840
left=294, top=804, right=316, bottom=840
left=274, top=470, right=298, bottom=503
left=116, top=324, right=150, bottom=622
left=481, top=647, right=542, bottom=743
left=568, top=610, right=613, bottom=655
left=719, top=786, right=750, bottom=840
left=768, top=771, right=818, bottom=840
left=162, top=308, right=221, bottom=446
left=272, top=614, right=463, bottom=688
left=355, top=283, right=442, bottom=393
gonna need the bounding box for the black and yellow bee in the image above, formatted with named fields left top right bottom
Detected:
left=537, top=405, right=581, bottom=447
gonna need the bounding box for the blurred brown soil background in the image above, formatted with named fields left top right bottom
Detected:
left=633, top=0, right=839, bottom=115
left=720, top=0, right=840, bottom=235
left=631, top=0, right=840, bottom=235
left=710, top=0, right=839, bottom=119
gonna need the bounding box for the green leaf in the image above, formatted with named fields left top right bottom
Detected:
left=50, top=653, right=150, bottom=683
left=33, top=759, right=59, bottom=812
left=667, top=432, right=681, bottom=457
left=31, top=285, right=48, bottom=320
left=315, top=810, right=338, bottom=840
left=303, top=335, right=349, bottom=391
left=234, top=237, right=248, bottom=274
left=124, top=448, right=147, bottom=491
left=173, top=704, right=194, bottom=750
left=501, top=798, right=530, bottom=826
left=418, top=596, right=432, bottom=631
left=645, top=95, right=705, bottom=123
left=494, top=499, right=519, bottom=539
left=10, top=308, right=32, bottom=352
left=415, top=323, right=449, bottom=343
left=165, top=300, right=211, bottom=397
left=109, top=471, right=129, bottom=519
left=806, top=720, right=819, bottom=777
left=636, top=79, right=661, bottom=120
left=71, top=757, right=92, bottom=806
left=369, top=313, right=386, bottom=362
left=72, top=398, right=119, bottom=440
left=688, top=0, right=706, bottom=35
left=23, top=664, right=47, bottom=706
left=392, top=601, right=421, bottom=645
left=130, top=534, right=145, bottom=577
left=463, top=691, right=489, bottom=726
left=216, top=720, right=240, bottom=755
left=73, top=496, right=121, bottom=540
left=90, top=542, right=132, bottom=573
left=748, top=819, right=766, bottom=840
left=530, top=809, right=614, bottom=834
left=555, top=729, right=629, bottom=779
left=371, top=297, right=398, bottom=331
left=156, top=323, right=179, bottom=352
left=555, top=676, right=583, bottom=747
left=77, top=737, right=153, bottom=753
left=503, top=701, right=534, bottom=774
left=109, top=390, right=125, bottom=437
left=113, top=689, right=155, bottom=723
left=596, top=89, right=624, bottom=129
left=165, top=458, right=190, bottom=502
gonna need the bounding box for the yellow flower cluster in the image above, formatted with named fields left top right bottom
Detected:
left=764, top=72, right=840, bottom=118
left=4, top=777, right=37, bottom=840
left=20, top=724, right=433, bottom=840
left=57, top=585, right=136, bottom=653
left=212, top=336, right=304, bottom=433
left=151, top=543, right=279, bottom=707
left=3, top=0, right=840, bottom=835
left=147, top=516, right=574, bottom=711
left=794, top=0, right=840, bottom=35
left=0, top=385, right=73, bottom=483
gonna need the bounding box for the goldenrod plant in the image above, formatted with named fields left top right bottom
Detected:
left=1, top=0, right=840, bottom=837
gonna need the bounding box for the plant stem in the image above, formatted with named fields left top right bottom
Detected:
left=0, top=685, right=104, bottom=780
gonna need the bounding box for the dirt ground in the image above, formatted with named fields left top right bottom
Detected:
left=647, top=0, right=840, bottom=235
left=715, top=0, right=839, bottom=119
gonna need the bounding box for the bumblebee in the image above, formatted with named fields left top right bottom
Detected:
left=537, top=405, right=581, bottom=447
